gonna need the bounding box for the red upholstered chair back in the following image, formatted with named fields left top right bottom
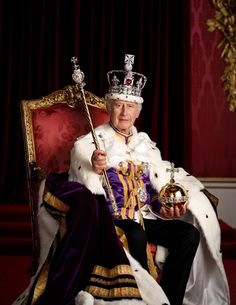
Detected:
left=21, top=85, right=109, bottom=270
left=30, top=99, right=108, bottom=174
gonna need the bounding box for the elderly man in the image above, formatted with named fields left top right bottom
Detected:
left=69, top=60, right=199, bottom=305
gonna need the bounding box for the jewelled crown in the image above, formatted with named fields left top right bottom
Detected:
left=105, top=54, right=147, bottom=104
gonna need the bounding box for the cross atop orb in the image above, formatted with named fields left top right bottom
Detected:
left=166, top=162, right=179, bottom=183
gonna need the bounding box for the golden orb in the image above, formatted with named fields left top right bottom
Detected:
left=159, top=182, right=188, bottom=210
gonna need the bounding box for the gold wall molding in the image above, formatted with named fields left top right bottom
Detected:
left=206, top=0, right=236, bottom=111
left=199, top=177, right=236, bottom=189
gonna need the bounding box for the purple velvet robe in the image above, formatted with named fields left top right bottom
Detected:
left=30, top=172, right=143, bottom=305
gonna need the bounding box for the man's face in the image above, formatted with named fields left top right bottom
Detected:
left=108, top=100, right=141, bottom=134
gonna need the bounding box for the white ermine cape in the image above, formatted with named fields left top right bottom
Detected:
left=69, top=123, right=230, bottom=305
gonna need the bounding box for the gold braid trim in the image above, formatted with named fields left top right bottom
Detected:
left=43, top=191, right=69, bottom=238
left=86, top=264, right=141, bottom=299
left=30, top=239, right=58, bottom=304
left=86, top=285, right=141, bottom=299
left=90, top=264, right=134, bottom=277
left=115, top=226, right=130, bottom=252
left=43, top=191, right=70, bottom=213
left=146, top=244, right=158, bottom=280
left=31, top=259, right=50, bottom=305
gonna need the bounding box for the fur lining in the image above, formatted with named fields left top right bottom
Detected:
left=69, top=123, right=230, bottom=305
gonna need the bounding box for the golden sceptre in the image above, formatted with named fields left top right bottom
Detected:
left=71, top=57, right=120, bottom=217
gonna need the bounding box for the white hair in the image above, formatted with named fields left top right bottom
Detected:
left=105, top=99, right=142, bottom=113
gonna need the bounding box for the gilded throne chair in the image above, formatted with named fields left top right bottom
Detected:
left=21, top=85, right=110, bottom=273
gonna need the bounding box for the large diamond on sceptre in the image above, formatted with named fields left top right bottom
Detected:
left=71, top=56, right=85, bottom=88
left=159, top=163, right=189, bottom=210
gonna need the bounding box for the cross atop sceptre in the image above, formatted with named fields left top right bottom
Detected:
left=71, top=57, right=85, bottom=88
left=166, top=162, right=179, bottom=183
left=71, top=56, right=79, bottom=68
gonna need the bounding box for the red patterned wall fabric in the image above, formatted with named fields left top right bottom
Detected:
left=190, top=0, right=236, bottom=177
left=32, top=104, right=109, bottom=173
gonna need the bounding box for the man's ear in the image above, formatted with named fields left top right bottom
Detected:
left=135, top=106, right=142, bottom=119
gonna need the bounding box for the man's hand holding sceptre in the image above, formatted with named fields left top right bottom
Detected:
left=91, top=150, right=107, bottom=175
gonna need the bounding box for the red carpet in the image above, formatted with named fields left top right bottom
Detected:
left=0, top=255, right=31, bottom=305
left=224, top=259, right=236, bottom=305
left=220, top=219, right=236, bottom=260
left=0, top=204, right=235, bottom=305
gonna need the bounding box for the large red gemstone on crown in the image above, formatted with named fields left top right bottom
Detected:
left=125, top=79, right=132, bottom=85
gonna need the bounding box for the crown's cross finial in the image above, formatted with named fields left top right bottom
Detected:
left=166, top=163, right=179, bottom=183
left=124, top=54, right=135, bottom=72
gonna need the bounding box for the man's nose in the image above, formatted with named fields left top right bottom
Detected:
left=121, top=105, right=127, bottom=114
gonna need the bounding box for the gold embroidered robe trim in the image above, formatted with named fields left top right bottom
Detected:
left=85, top=264, right=142, bottom=299
left=43, top=191, right=70, bottom=213
left=116, top=161, right=147, bottom=220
